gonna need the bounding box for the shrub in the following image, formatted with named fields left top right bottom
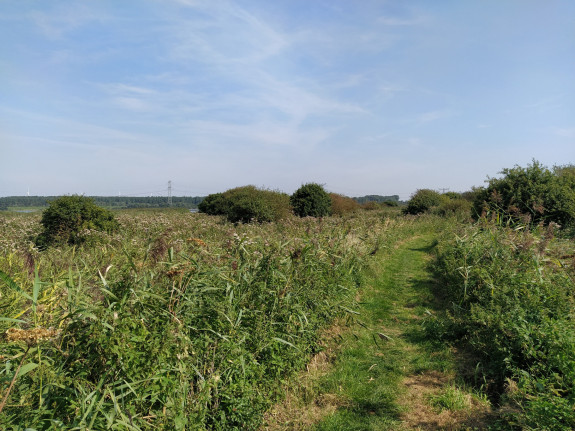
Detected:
left=329, top=193, right=360, bottom=216
left=199, top=186, right=290, bottom=223
left=198, top=193, right=229, bottom=216
left=403, top=189, right=442, bottom=215
left=35, top=195, right=118, bottom=248
left=290, top=183, right=332, bottom=217
left=435, top=196, right=472, bottom=219
left=473, top=161, right=575, bottom=227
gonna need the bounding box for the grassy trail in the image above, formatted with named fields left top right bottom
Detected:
left=310, top=231, right=492, bottom=430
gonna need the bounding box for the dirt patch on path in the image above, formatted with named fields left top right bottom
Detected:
left=399, top=371, right=495, bottom=430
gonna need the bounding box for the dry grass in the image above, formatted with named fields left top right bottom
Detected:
left=399, top=371, right=494, bottom=430
left=261, top=319, right=351, bottom=431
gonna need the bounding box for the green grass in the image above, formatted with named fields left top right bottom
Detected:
left=311, top=221, right=459, bottom=430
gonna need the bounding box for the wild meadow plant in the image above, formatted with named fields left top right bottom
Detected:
left=0, top=210, right=397, bottom=430
left=431, top=220, right=575, bottom=430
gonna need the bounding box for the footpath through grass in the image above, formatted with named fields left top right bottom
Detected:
left=265, top=221, right=494, bottom=430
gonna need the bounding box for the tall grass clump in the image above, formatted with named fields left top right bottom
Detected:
left=430, top=220, right=575, bottom=430
left=0, top=209, right=393, bottom=429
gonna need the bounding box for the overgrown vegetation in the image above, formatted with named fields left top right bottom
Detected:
left=0, top=209, right=386, bottom=429
left=430, top=220, right=575, bottom=430
left=2, top=161, right=574, bottom=430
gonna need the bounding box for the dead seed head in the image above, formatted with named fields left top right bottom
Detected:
left=188, top=238, right=207, bottom=247
left=5, top=327, right=60, bottom=345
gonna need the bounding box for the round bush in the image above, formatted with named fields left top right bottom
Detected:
left=290, top=183, right=332, bottom=217
left=36, top=195, right=118, bottom=248
left=403, top=189, right=442, bottom=215
left=199, top=186, right=290, bottom=223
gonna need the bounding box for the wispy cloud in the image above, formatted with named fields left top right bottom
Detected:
left=415, top=109, right=454, bottom=124
left=553, top=127, right=575, bottom=138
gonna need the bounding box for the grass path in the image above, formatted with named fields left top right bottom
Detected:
left=310, top=232, right=493, bottom=430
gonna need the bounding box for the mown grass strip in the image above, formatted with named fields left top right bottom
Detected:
left=312, top=229, right=493, bottom=430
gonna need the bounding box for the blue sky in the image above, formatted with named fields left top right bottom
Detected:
left=1, top=0, right=574, bottom=199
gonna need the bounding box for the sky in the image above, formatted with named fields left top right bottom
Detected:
left=1, top=0, right=574, bottom=200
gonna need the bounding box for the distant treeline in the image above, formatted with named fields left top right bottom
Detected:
left=352, top=195, right=400, bottom=204
left=0, top=194, right=401, bottom=210
left=0, top=196, right=205, bottom=210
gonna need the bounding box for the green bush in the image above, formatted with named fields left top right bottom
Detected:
left=473, top=160, right=575, bottom=227
left=435, top=196, right=472, bottom=219
left=198, top=193, right=230, bottom=216
left=403, top=189, right=442, bottom=215
left=199, top=186, right=290, bottom=223
left=35, top=195, right=118, bottom=248
left=290, top=183, right=332, bottom=217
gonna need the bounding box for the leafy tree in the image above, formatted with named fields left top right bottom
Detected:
left=473, top=161, right=575, bottom=227
left=403, top=189, right=442, bottom=215
left=290, top=183, right=332, bottom=217
left=36, top=195, right=119, bottom=248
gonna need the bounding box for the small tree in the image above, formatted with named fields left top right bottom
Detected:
left=403, top=189, right=442, bottom=215
left=290, top=183, right=332, bottom=217
left=36, top=195, right=118, bottom=248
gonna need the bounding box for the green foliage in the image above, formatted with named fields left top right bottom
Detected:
left=431, top=222, right=575, bottom=429
left=435, top=195, right=472, bottom=219
left=0, top=209, right=387, bottom=429
left=199, top=186, right=290, bottom=223
left=352, top=194, right=400, bottom=204
left=290, top=183, right=332, bottom=218
left=198, top=192, right=230, bottom=216
left=0, top=195, right=204, bottom=210
left=473, top=160, right=575, bottom=227
left=35, top=195, right=118, bottom=248
left=403, top=189, right=442, bottom=215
